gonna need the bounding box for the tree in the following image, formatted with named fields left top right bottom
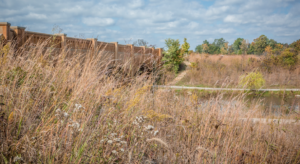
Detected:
left=247, top=42, right=255, bottom=54
left=195, top=45, right=202, bottom=53
left=220, top=42, right=228, bottom=54
left=133, top=39, right=155, bottom=48
left=239, top=39, right=249, bottom=55
left=290, top=39, right=300, bottom=53
left=254, top=35, right=269, bottom=55
left=232, top=38, right=244, bottom=54
left=181, top=38, right=190, bottom=55
left=162, top=39, right=183, bottom=73
left=202, top=43, right=209, bottom=53
left=264, top=45, right=272, bottom=55
left=268, top=39, right=277, bottom=49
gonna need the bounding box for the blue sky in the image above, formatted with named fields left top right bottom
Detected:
left=1, top=0, right=300, bottom=50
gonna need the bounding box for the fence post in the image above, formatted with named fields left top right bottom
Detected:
left=11, top=26, right=26, bottom=48
left=127, top=44, right=134, bottom=76
left=55, top=33, right=67, bottom=49
left=158, top=48, right=163, bottom=65
left=111, top=42, right=118, bottom=65
left=0, top=22, right=11, bottom=40
left=87, top=38, right=97, bottom=56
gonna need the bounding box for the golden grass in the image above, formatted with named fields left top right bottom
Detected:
left=0, top=41, right=300, bottom=163
left=183, top=53, right=300, bottom=88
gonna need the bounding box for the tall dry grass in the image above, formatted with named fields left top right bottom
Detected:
left=184, top=53, right=300, bottom=88
left=0, top=41, right=300, bottom=163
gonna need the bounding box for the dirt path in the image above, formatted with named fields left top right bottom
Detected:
left=167, top=61, right=191, bottom=85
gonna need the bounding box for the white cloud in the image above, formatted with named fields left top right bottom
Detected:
left=1, top=0, right=300, bottom=49
left=82, top=17, right=115, bottom=26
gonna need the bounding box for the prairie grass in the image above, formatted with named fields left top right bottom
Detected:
left=0, top=41, right=300, bottom=163
left=183, top=53, right=300, bottom=88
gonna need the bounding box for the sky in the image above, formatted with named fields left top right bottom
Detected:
left=1, top=0, right=300, bottom=50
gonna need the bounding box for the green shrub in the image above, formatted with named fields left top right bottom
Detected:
left=278, top=48, right=298, bottom=69
left=239, top=71, right=265, bottom=89
left=162, top=39, right=183, bottom=73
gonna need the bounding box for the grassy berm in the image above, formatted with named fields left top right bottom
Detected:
left=0, top=41, right=300, bottom=163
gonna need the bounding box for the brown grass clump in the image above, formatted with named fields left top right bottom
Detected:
left=183, top=53, right=300, bottom=88
left=0, top=41, right=300, bottom=163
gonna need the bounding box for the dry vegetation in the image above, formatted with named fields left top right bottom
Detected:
left=1, top=40, right=300, bottom=164
left=181, top=53, right=300, bottom=88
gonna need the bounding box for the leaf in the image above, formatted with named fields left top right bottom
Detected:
left=8, top=111, right=14, bottom=124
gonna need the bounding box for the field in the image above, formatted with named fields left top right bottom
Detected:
left=1, top=42, right=300, bottom=163
left=177, top=53, right=300, bottom=88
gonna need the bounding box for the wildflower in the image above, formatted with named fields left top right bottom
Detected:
left=120, top=148, right=124, bottom=152
left=144, top=125, right=154, bottom=131
left=121, top=141, right=127, bottom=144
left=114, top=138, right=121, bottom=142
left=56, top=108, right=61, bottom=113
left=100, top=139, right=105, bottom=143
left=107, top=140, right=113, bottom=144
left=72, top=122, right=80, bottom=129
left=153, top=130, right=159, bottom=136
left=116, top=143, right=121, bottom=146
left=63, top=112, right=69, bottom=117
left=13, top=156, right=22, bottom=162
left=112, top=150, right=118, bottom=155
left=111, top=133, right=117, bottom=137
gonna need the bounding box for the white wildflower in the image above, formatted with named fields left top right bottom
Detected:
left=110, top=133, right=117, bottom=137
left=56, top=108, right=61, bottom=113
left=121, top=141, right=127, bottom=144
left=100, top=139, right=105, bottom=143
left=120, top=148, right=124, bottom=152
left=116, top=143, right=121, bottom=146
left=114, top=138, right=121, bottom=142
left=153, top=130, right=159, bottom=136
left=144, top=125, right=154, bottom=131
left=63, top=112, right=69, bottom=117
left=107, top=140, right=113, bottom=144
left=112, top=150, right=118, bottom=155
left=13, top=156, right=22, bottom=162
left=72, top=122, right=80, bottom=129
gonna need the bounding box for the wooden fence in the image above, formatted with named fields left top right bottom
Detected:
left=0, top=22, right=163, bottom=72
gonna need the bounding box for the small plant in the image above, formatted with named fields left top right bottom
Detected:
left=239, top=71, right=265, bottom=89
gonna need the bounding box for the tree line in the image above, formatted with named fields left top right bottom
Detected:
left=195, top=35, right=300, bottom=55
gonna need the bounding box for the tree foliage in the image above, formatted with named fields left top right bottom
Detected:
left=181, top=38, right=190, bottom=55
left=254, top=35, right=269, bottom=55
left=239, top=71, right=265, bottom=89
left=162, top=39, right=183, bottom=73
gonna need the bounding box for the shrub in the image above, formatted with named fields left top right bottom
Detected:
left=239, top=71, right=265, bottom=89
left=278, top=48, right=298, bottom=69
left=162, top=38, right=183, bottom=73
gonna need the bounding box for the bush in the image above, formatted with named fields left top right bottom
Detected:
left=162, top=39, right=183, bottom=73
left=278, top=48, right=298, bottom=69
left=239, top=71, right=265, bottom=89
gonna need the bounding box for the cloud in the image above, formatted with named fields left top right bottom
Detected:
left=0, top=0, right=300, bottom=49
left=83, top=17, right=115, bottom=26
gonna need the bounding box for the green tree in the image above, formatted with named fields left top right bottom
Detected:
left=181, top=38, right=190, bottom=55
left=268, top=39, right=277, bottom=49
left=233, top=38, right=244, bottom=54
left=290, top=39, right=300, bottom=53
left=254, top=35, right=269, bottom=55
left=162, top=39, right=183, bottom=73
left=247, top=42, right=255, bottom=54
left=195, top=45, right=202, bottom=53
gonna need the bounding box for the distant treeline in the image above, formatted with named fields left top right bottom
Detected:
left=195, top=35, right=300, bottom=55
